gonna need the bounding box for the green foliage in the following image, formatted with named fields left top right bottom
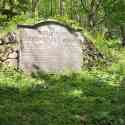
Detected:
left=1, top=37, right=125, bottom=124
left=0, top=0, right=125, bottom=41
left=0, top=40, right=125, bottom=125
left=0, top=65, right=43, bottom=89
left=103, top=0, right=125, bottom=25
left=0, top=1, right=125, bottom=125
left=52, top=16, right=82, bottom=30
left=0, top=63, right=125, bottom=125
left=0, top=15, right=34, bottom=34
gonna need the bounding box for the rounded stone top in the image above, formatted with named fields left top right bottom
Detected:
left=17, top=19, right=83, bottom=32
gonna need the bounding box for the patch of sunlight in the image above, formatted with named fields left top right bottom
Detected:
left=68, top=89, right=83, bottom=97
left=108, top=82, right=120, bottom=87
left=119, top=60, right=125, bottom=64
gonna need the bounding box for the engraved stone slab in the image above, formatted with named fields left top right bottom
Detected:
left=18, top=21, right=84, bottom=73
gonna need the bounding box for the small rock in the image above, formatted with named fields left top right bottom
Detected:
left=8, top=52, right=18, bottom=59
left=2, top=32, right=17, bottom=44
left=5, top=59, right=17, bottom=66
left=0, top=39, right=3, bottom=45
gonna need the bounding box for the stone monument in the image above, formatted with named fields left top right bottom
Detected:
left=18, top=20, right=84, bottom=73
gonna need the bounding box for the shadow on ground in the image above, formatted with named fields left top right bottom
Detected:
left=0, top=71, right=125, bottom=125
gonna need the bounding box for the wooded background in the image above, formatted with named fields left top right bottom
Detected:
left=0, top=0, right=125, bottom=44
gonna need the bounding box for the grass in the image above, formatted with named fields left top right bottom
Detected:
left=0, top=20, right=125, bottom=124
left=0, top=65, right=125, bottom=125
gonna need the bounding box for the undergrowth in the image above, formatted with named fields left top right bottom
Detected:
left=0, top=17, right=125, bottom=125
left=0, top=54, right=125, bottom=125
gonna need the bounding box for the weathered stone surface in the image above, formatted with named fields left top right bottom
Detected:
left=0, top=32, right=17, bottom=44
left=8, top=52, right=18, bottom=59
left=0, top=44, right=18, bottom=67
left=18, top=21, right=84, bottom=73
left=5, top=59, right=17, bottom=66
left=0, top=20, right=103, bottom=70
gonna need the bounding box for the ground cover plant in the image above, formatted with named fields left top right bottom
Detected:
left=0, top=0, right=125, bottom=124
left=0, top=38, right=125, bottom=125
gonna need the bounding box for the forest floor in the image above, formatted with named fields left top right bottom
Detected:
left=0, top=38, right=125, bottom=125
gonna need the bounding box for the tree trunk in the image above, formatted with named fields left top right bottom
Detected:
left=120, top=25, right=125, bottom=46
left=32, top=0, right=39, bottom=18
left=50, top=0, right=53, bottom=16
left=60, top=0, right=63, bottom=16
